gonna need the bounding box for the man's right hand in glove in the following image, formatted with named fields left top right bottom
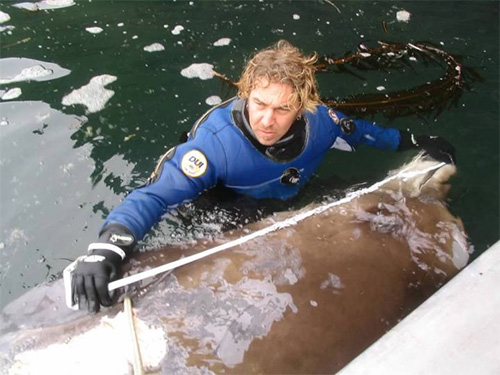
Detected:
left=72, top=224, right=136, bottom=313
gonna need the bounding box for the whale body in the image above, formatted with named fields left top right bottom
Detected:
left=0, top=156, right=470, bottom=375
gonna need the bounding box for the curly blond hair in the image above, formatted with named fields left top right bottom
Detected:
left=236, top=40, right=321, bottom=113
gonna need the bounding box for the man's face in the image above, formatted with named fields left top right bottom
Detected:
left=247, top=78, right=301, bottom=146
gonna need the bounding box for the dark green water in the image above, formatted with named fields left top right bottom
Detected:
left=0, top=0, right=498, bottom=309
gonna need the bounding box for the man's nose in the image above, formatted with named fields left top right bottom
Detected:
left=261, top=108, right=274, bottom=127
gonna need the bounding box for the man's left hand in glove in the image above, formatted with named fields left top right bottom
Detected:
left=398, top=130, right=456, bottom=164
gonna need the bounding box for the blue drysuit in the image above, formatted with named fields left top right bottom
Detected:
left=104, top=97, right=401, bottom=241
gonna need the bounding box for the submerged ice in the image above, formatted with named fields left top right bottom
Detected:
left=0, top=58, right=70, bottom=84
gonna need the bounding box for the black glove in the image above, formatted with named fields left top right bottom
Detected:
left=72, top=224, right=136, bottom=313
left=398, top=130, right=456, bottom=164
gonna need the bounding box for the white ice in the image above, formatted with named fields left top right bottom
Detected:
left=213, top=38, right=231, bottom=47
left=85, top=27, right=103, bottom=34
left=0, top=26, right=15, bottom=33
left=13, top=0, right=75, bottom=11
left=171, top=25, right=184, bottom=35
left=205, top=95, right=222, bottom=106
left=181, top=63, right=215, bottom=80
left=1, top=88, right=22, bottom=100
left=0, top=11, right=10, bottom=23
left=0, top=58, right=70, bottom=84
left=61, top=75, right=117, bottom=114
left=143, top=43, right=165, bottom=52
left=396, top=10, right=411, bottom=23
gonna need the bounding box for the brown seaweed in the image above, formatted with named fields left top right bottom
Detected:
left=318, top=41, right=479, bottom=119
left=214, top=41, right=481, bottom=119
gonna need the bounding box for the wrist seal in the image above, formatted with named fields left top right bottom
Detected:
left=397, top=130, right=420, bottom=151
left=98, top=223, right=137, bottom=257
left=88, top=243, right=126, bottom=260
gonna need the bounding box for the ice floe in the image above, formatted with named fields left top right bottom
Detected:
left=171, top=25, right=184, bottom=35
left=396, top=10, right=411, bottom=23
left=1, top=88, right=22, bottom=100
left=205, top=95, right=222, bottom=106
left=62, top=75, right=117, bottom=114
left=0, top=11, right=10, bottom=23
left=0, top=25, right=15, bottom=33
left=144, top=43, right=165, bottom=52
left=213, top=38, right=231, bottom=47
left=13, top=0, right=75, bottom=11
left=0, top=58, right=70, bottom=84
left=85, top=27, right=103, bottom=34
left=181, top=63, right=214, bottom=80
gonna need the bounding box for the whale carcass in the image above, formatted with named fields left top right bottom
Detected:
left=0, top=156, right=471, bottom=375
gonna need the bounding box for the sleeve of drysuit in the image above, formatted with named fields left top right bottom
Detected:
left=102, top=126, right=227, bottom=241
left=327, top=108, right=401, bottom=151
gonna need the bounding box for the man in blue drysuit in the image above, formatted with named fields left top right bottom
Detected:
left=72, top=40, right=455, bottom=313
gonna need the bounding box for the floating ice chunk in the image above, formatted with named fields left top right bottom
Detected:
left=62, top=75, right=117, bottom=114
left=181, top=63, right=214, bottom=80
left=1, top=88, right=22, bottom=100
left=42, top=0, right=74, bottom=8
left=396, top=10, right=411, bottom=23
left=13, top=0, right=75, bottom=11
left=171, top=25, right=184, bottom=35
left=143, top=43, right=165, bottom=52
left=0, top=25, right=15, bottom=33
left=0, top=58, right=70, bottom=84
left=292, top=14, right=300, bottom=20
left=205, top=95, right=222, bottom=106
left=213, top=38, right=231, bottom=47
left=85, top=27, right=103, bottom=34
left=376, top=86, right=386, bottom=91
left=0, top=11, right=10, bottom=23
left=310, top=300, right=318, bottom=307
left=13, top=2, right=38, bottom=11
